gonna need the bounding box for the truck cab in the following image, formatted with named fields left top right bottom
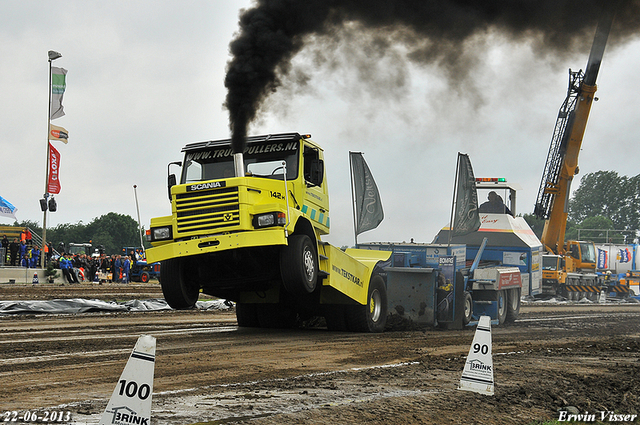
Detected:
left=541, top=254, right=566, bottom=295
left=565, top=240, right=597, bottom=272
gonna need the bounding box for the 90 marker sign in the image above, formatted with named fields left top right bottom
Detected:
left=473, top=343, right=489, bottom=355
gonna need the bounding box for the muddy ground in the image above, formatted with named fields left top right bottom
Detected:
left=0, top=282, right=639, bottom=424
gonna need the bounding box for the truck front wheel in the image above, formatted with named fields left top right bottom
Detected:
left=280, top=235, right=318, bottom=294
left=160, top=258, right=199, bottom=309
left=346, top=274, right=388, bottom=333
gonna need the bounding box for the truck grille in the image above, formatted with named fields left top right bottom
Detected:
left=174, top=186, right=240, bottom=234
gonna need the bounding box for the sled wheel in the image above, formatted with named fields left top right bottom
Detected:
left=160, top=258, right=199, bottom=309
left=346, top=274, right=388, bottom=333
left=236, top=303, right=260, bottom=328
left=506, top=287, right=521, bottom=322
left=497, top=290, right=508, bottom=324
left=463, top=292, right=473, bottom=325
left=140, top=271, right=150, bottom=283
left=280, top=235, right=317, bottom=294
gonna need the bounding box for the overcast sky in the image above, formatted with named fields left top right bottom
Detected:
left=1, top=1, right=639, bottom=249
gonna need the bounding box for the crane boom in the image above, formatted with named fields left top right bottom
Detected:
left=534, top=4, right=617, bottom=255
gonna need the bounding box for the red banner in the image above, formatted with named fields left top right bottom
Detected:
left=47, top=142, right=61, bottom=194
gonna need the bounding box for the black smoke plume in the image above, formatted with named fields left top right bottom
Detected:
left=224, top=0, right=640, bottom=153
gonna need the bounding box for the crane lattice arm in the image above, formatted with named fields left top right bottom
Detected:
left=532, top=3, right=617, bottom=255
left=533, top=69, right=583, bottom=222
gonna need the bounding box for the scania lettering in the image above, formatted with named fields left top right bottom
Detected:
left=188, top=182, right=225, bottom=191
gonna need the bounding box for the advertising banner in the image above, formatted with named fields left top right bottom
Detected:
left=47, top=142, right=61, bottom=194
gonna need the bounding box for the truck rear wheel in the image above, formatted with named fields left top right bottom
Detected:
left=236, top=303, right=260, bottom=327
left=505, top=288, right=521, bottom=322
left=497, top=290, right=507, bottom=324
left=257, top=303, right=297, bottom=329
left=280, top=235, right=318, bottom=294
left=346, top=274, right=387, bottom=333
left=324, top=304, right=348, bottom=331
left=160, top=258, right=199, bottom=309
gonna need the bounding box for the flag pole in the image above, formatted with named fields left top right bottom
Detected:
left=41, top=51, right=63, bottom=267
left=349, top=151, right=358, bottom=247
left=41, top=54, right=55, bottom=266
left=133, top=185, right=145, bottom=253
left=447, top=153, right=461, bottom=247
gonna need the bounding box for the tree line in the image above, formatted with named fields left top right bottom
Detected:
left=7, top=212, right=148, bottom=255
left=6, top=170, right=637, bottom=255
left=523, top=170, right=640, bottom=244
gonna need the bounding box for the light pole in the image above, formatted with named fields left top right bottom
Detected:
left=133, top=185, right=145, bottom=252
left=41, top=50, right=62, bottom=267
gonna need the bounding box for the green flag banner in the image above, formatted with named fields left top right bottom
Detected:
left=50, top=67, right=67, bottom=120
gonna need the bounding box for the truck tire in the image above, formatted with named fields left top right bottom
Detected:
left=463, top=292, right=473, bottom=326
left=236, top=303, right=260, bottom=327
left=497, top=290, right=507, bottom=325
left=160, top=258, right=199, bottom=309
left=140, top=271, right=150, bottom=283
left=346, top=274, right=387, bottom=333
left=257, top=303, right=297, bottom=329
left=280, top=235, right=317, bottom=294
left=324, top=304, right=348, bottom=331
left=506, top=288, right=521, bottom=322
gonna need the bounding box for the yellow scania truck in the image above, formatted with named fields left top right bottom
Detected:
left=146, top=133, right=392, bottom=332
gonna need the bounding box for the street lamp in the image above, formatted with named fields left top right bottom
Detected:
left=41, top=50, right=62, bottom=267
left=48, top=50, right=62, bottom=61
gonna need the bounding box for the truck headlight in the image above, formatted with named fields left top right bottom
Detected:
left=149, top=226, right=172, bottom=241
left=253, top=212, right=286, bottom=228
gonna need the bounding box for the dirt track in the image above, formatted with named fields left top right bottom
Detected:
left=1, top=282, right=639, bottom=424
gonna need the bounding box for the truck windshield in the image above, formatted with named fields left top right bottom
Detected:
left=580, top=242, right=596, bottom=263
left=181, top=141, right=299, bottom=184
left=542, top=256, right=559, bottom=271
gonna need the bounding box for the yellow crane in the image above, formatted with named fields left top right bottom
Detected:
left=534, top=3, right=618, bottom=299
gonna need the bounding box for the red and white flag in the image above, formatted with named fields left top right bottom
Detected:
left=47, top=142, right=61, bottom=194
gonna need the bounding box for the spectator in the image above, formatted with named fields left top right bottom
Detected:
left=113, top=255, right=122, bottom=283
left=88, top=255, right=98, bottom=282
left=60, top=254, right=75, bottom=283
left=19, top=240, right=28, bottom=267
left=45, top=242, right=52, bottom=266
left=123, top=256, right=131, bottom=284
left=29, top=245, right=40, bottom=268
left=1, top=235, right=8, bottom=262
left=9, top=238, right=19, bottom=266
